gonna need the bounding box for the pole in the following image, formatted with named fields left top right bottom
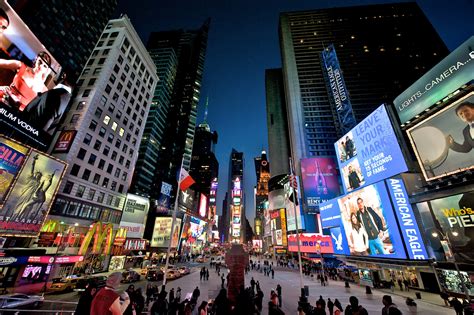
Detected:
left=444, top=234, right=470, bottom=300
left=289, top=158, right=305, bottom=295
left=162, top=158, right=185, bottom=288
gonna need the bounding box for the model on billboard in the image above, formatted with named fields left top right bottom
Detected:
left=447, top=101, right=474, bottom=153
left=0, top=9, right=9, bottom=34
left=348, top=213, right=368, bottom=255
left=342, top=160, right=364, bottom=192
left=356, top=197, right=386, bottom=255
left=337, top=133, right=357, bottom=162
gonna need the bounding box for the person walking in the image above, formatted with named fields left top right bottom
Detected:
left=317, top=295, right=326, bottom=310
left=134, top=287, right=145, bottom=315
left=206, top=269, right=209, bottom=281
left=381, top=295, right=402, bottom=315
left=334, top=299, right=343, bottom=315
left=250, top=277, right=256, bottom=294
left=221, top=274, right=225, bottom=288
left=91, top=272, right=130, bottom=315
left=327, top=298, right=334, bottom=315
left=192, top=286, right=200, bottom=304
left=450, top=297, right=464, bottom=315
left=344, top=296, right=368, bottom=315
left=255, top=287, right=264, bottom=312
left=272, top=269, right=275, bottom=279
left=276, top=284, right=282, bottom=307
left=314, top=301, right=326, bottom=315
left=75, top=282, right=98, bottom=315
left=198, top=301, right=208, bottom=315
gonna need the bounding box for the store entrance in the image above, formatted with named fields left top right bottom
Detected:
left=420, top=272, right=440, bottom=293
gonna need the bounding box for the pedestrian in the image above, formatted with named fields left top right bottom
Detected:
left=327, top=298, right=334, bottom=315
left=320, top=276, right=325, bottom=286
left=221, top=274, right=225, bottom=288
left=176, top=287, right=182, bottom=302
left=334, top=299, right=343, bottom=315
left=75, top=282, right=98, bottom=315
left=276, top=284, right=282, bottom=307
left=440, top=289, right=450, bottom=306
left=318, top=295, right=326, bottom=310
left=272, top=269, right=275, bottom=279
left=192, top=286, right=200, bottom=303
left=403, top=279, right=409, bottom=291
left=324, top=275, right=328, bottom=284
left=251, top=277, right=256, bottom=293
left=146, top=284, right=153, bottom=305
left=213, top=288, right=231, bottom=315
left=390, top=279, right=395, bottom=292
left=206, top=269, right=209, bottom=281
left=397, top=278, right=403, bottom=291
left=255, top=287, right=264, bottom=312
left=313, top=301, right=326, bottom=315
left=91, top=272, right=130, bottom=315
left=450, top=297, right=464, bottom=315
left=198, top=301, right=208, bottom=315
left=169, top=288, right=175, bottom=304
left=297, top=306, right=306, bottom=315
left=124, top=284, right=135, bottom=315
left=381, top=295, right=402, bottom=315
left=134, top=287, right=145, bottom=315
left=344, top=296, right=368, bottom=315
left=200, top=268, right=204, bottom=281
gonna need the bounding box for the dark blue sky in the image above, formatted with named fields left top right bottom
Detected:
left=117, top=0, right=473, bottom=225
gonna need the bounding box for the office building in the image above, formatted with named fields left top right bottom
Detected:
left=14, top=0, right=118, bottom=82
left=279, top=2, right=449, bottom=173
left=228, top=149, right=244, bottom=243
left=254, top=150, right=270, bottom=236
left=48, top=16, right=157, bottom=229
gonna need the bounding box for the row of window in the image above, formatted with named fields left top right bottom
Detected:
left=63, top=180, right=123, bottom=207
left=52, top=197, right=122, bottom=224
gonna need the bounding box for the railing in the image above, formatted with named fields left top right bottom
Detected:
left=0, top=297, right=77, bottom=315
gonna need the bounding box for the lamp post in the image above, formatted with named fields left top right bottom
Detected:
left=431, top=229, right=470, bottom=301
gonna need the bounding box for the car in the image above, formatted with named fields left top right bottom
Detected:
left=166, top=270, right=181, bottom=280
left=196, top=256, right=207, bottom=263
left=146, top=269, right=164, bottom=281
left=178, top=266, right=190, bottom=275
left=49, top=277, right=81, bottom=293
left=121, top=270, right=140, bottom=283
left=160, top=265, right=176, bottom=272
left=0, top=294, right=44, bottom=309
left=74, top=275, right=107, bottom=293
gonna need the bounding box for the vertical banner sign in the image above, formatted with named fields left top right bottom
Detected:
left=321, top=44, right=357, bottom=133
left=385, top=178, right=428, bottom=260
left=52, top=130, right=77, bottom=153
left=280, top=209, right=288, bottom=247
left=0, top=137, right=29, bottom=201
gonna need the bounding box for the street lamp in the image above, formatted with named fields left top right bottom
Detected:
left=431, top=229, right=470, bottom=301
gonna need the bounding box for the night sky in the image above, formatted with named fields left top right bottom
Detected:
left=116, top=0, right=473, bottom=225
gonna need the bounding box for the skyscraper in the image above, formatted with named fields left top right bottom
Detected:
left=14, top=0, right=118, bottom=82
left=254, top=150, right=270, bottom=239
left=279, top=3, right=449, bottom=174
left=228, top=149, right=244, bottom=243
left=146, top=20, right=210, bottom=198
left=48, top=16, right=157, bottom=229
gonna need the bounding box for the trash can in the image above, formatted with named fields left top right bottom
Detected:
left=415, top=292, right=422, bottom=299
left=304, top=285, right=309, bottom=297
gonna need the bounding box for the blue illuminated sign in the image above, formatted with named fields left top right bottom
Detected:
left=385, top=178, right=428, bottom=260
left=329, top=227, right=349, bottom=255
left=335, top=105, right=408, bottom=193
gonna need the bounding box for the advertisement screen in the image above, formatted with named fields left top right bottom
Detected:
left=0, top=150, right=66, bottom=236
left=119, top=194, right=149, bottom=239
left=198, top=194, right=207, bottom=218
left=270, top=209, right=287, bottom=246
left=422, top=192, right=474, bottom=263
left=394, top=36, right=474, bottom=124
left=337, top=182, right=406, bottom=259
left=179, top=187, right=196, bottom=211
left=321, top=44, right=357, bottom=133
left=0, top=3, right=71, bottom=148
left=335, top=105, right=408, bottom=193
left=150, top=217, right=181, bottom=248
left=52, top=130, right=76, bottom=153
left=328, top=226, right=349, bottom=255
left=287, top=233, right=334, bottom=254
left=0, top=136, right=28, bottom=200
left=300, top=157, right=341, bottom=210
left=407, top=92, right=474, bottom=181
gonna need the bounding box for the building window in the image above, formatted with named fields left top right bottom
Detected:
left=83, top=133, right=92, bottom=145
left=118, top=184, right=124, bottom=193
left=98, top=159, right=105, bottom=170
left=82, top=169, right=91, bottom=180
left=94, top=107, right=103, bottom=118
left=100, top=96, right=107, bottom=106
left=82, top=89, right=91, bottom=97
left=97, top=192, right=105, bottom=203
left=111, top=181, right=117, bottom=191
left=111, top=151, right=117, bottom=161
left=110, top=74, right=116, bottom=84
left=88, top=153, right=97, bottom=165
left=63, top=181, right=74, bottom=194
left=108, top=104, right=115, bottom=113
left=106, top=195, right=113, bottom=206
left=93, top=174, right=100, bottom=185
left=76, top=185, right=85, bottom=197
left=113, top=64, right=120, bottom=73
left=93, top=140, right=102, bottom=151
left=112, top=122, right=118, bottom=131
left=93, top=67, right=102, bottom=75
left=103, top=115, right=111, bottom=125
left=98, top=58, right=106, bottom=65
left=87, top=189, right=96, bottom=201
left=70, top=164, right=80, bottom=176
left=105, top=85, right=112, bottom=94
left=118, top=156, right=124, bottom=165
left=103, top=145, right=110, bottom=156
left=107, top=133, right=114, bottom=143
left=114, top=168, right=120, bottom=178
left=77, top=148, right=86, bottom=160
left=122, top=172, right=128, bottom=181
left=88, top=78, right=96, bottom=86
left=106, top=163, right=113, bottom=174
left=117, top=83, right=123, bottom=92
left=76, top=101, right=86, bottom=110
left=99, top=127, right=106, bottom=137
left=119, top=128, right=124, bottom=137
left=124, top=64, right=130, bottom=73
left=88, top=120, right=97, bottom=131
left=114, top=197, right=121, bottom=208
left=102, top=178, right=109, bottom=188
left=112, top=93, right=119, bottom=102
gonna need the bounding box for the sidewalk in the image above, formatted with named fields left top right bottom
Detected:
left=377, top=287, right=448, bottom=308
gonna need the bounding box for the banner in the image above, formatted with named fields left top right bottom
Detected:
left=119, top=194, right=149, bottom=239
left=0, top=136, right=28, bottom=200
left=52, top=130, right=76, bottom=153
left=287, top=233, right=334, bottom=254
left=0, top=2, right=71, bottom=149
left=300, top=157, right=341, bottom=210
left=0, top=150, right=66, bottom=236
left=151, top=217, right=182, bottom=248
left=394, top=36, right=474, bottom=124
left=335, top=105, right=408, bottom=193
left=407, top=92, right=474, bottom=181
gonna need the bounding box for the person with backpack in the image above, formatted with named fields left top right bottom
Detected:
left=344, top=296, right=368, bottom=315
left=381, top=295, right=402, bottom=315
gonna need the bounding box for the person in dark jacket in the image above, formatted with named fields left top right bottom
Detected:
left=356, top=197, right=386, bottom=255
left=344, top=296, right=368, bottom=315
left=75, top=282, right=98, bottom=315
left=327, top=298, right=334, bottom=315
left=381, top=295, right=402, bottom=315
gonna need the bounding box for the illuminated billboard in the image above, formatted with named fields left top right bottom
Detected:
left=287, top=234, right=334, bottom=254
left=300, top=157, right=341, bottom=210
left=198, top=194, right=208, bottom=218
left=407, top=92, right=474, bottom=181
left=0, top=2, right=71, bottom=149
left=0, top=149, right=66, bottom=236
left=119, top=194, right=150, bottom=239
left=0, top=136, right=28, bottom=201
left=270, top=209, right=287, bottom=246
left=321, top=44, right=357, bottom=133
left=320, top=182, right=406, bottom=259
left=52, top=130, right=77, bottom=154
left=151, top=217, right=182, bottom=248
left=394, top=36, right=474, bottom=124
left=335, top=105, right=408, bottom=193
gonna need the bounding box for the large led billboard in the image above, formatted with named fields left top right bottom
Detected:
left=119, top=194, right=150, bottom=239
left=407, top=92, right=474, bottom=181
left=0, top=3, right=71, bottom=149
left=287, top=233, right=334, bottom=254
left=300, top=157, right=341, bottom=210
left=321, top=44, right=357, bottom=133
left=394, top=36, right=474, bottom=124
left=0, top=149, right=66, bottom=236
left=335, top=105, right=408, bottom=193
left=270, top=209, right=287, bottom=246
left=320, top=182, right=406, bottom=259
left=150, top=217, right=182, bottom=248
left=0, top=136, right=28, bottom=201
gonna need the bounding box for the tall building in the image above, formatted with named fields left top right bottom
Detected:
left=279, top=3, right=449, bottom=174
left=265, top=69, right=290, bottom=178
left=48, top=16, right=157, bottom=230
left=130, top=46, right=178, bottom=196
left=228, top=149, right=244, bottom=243
left=219, top=192, right=229, bottom=243
left=254, top=150, right=270, bottom=237
left=147, top=20, right=210, bottom=198
left=14, top=0, right=118, bottom=82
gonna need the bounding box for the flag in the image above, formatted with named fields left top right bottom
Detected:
left=179, top=168, right=195, bottom=191
left=289, top=175, right=298, bottom=189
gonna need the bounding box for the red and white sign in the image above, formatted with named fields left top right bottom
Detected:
left=28, top=255, right=84, bottom=264
left=124, top=239, right=147, bottom=251
left=287, top=233, right=334, bottom=254
left=179, top=168, right=195, bottom=191
left=53, top=130, right=77, bottom=153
